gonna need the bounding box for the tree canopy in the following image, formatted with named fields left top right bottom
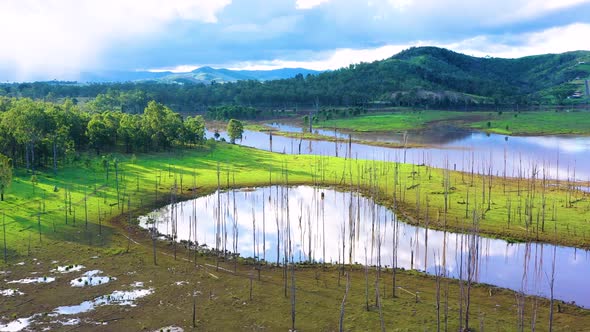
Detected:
left=0, top=97, right=208, bottom=170
left=227, top=119, right=244, bottom=144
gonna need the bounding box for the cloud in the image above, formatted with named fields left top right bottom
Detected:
left=0, top=0, right=231, bottom=80
left=1, top=0, right=590, bottom=80
left=447, top=23, right=590, bottom=58
left=212, top=23, right=590, bottom=71
left=296, top=0, right=331, bottom=10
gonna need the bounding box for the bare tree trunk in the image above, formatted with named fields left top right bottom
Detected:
left=339, top=272, right=350, bottom=332
left=53, top=136, right=57, bottom=175
left=192, top=291, right=197, bottom=328
left=2, top=212, right=6, bottom=263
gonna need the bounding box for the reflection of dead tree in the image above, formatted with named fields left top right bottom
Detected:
left=548, top=232, right=557, bottom=331
left=435, top=251, right=442, bottom=332
left=391, top=214, right=399, bottom=298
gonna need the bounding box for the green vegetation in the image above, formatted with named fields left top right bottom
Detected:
left=206, top=105, right=260, bottom=120
left=318, top=110, right=478, bottom=132
left=0, top=98, right=206, bottom=170
left=1, top=143, right=588, bottom=255
left=315, top=110, right=590, bottom=136
left=0, top=143, right=589, bottom=330
left=2, top=47, right=590, bottom=113
left=0, top=153, right=11, bottom=201
left=0, top=138, right=589, bottom=330
left=226, top=119, right=244, bottom=143
left=469, top=111, right=590, bottom=135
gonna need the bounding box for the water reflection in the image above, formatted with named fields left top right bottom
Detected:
left=139, top=186, right=590, bottom=308
left=207, top=125, right=590, bottom=181
left=267, top=122, right=473, bottom=145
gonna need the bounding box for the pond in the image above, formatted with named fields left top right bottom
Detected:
left=208, top=125, right=590, bottom=181
left=139, top=186, right=590, bottom=308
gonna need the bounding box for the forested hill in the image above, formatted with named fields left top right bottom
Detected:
left=2, top=47, right=590, bottom=111
left=383, top=47, right=590, bottom=102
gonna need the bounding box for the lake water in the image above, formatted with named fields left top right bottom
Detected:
left=207, top=125, right=590, bottom=181
left=139, top=186, right=590, bottom=308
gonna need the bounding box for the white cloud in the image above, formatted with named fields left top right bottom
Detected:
left=227, top=44, right=412, bottom=70
left=2, top=0, right=590, bottom=80
left=221, top=23, right=590, bottom=70
left=296, top=0, right=331, bottom=10
left=448, top=23, right=590, bottom=58
left=0, top=0, right=231, bottom=80
left=494, top=0, right=590, bottom=24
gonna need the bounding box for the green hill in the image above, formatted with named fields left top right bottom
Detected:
left=3, top=47, right=590, bottom=108
left=305, top=46, right=590, bottom=105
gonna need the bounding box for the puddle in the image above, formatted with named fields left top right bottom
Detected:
left=7, top=276, right=55, bottom=284
left=15, top=262, right=25, bottom=266
left=51, top=318, right=80, bottom=326
left=70, top=270, right=114, bottom=287
left=131, top=281, right=144, bottom=288
left=0, top=289, right=24, bottom=296
left=174, top=281, right=188, bottom=286
left=154, top=326, right=184, bottom=332
left=2, top=289, right=154, bottom=328
left=55, top=288, right=154, bottom=315
left=53, top=265, right=84, bottom=273
left=0, top=316, right=34, bottom=332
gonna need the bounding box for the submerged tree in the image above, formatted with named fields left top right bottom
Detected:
left=0, top=153, right=12, bottom=201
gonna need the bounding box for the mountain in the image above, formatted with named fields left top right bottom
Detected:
left=148, top=67, right=321, bottom=84
left=78, top=67, right=321, bottom=84
left=301, top=46, right=590, bottom=105
left=4, top=47, right=590, bottom=108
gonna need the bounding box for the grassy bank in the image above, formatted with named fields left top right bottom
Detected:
left=315, top=110, right=590, bottom=136
left=317, top=111, right=478, bottom=132
left=1, top=143, right=589, bottom=330
left=243, top=124, right=441, bottom=149
left=1, top=142, right=589, bottom=257
left=469, top=111, right=590, bottom=135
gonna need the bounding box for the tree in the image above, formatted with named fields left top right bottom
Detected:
left=184, top=115, right=206, bottom=145
left=87, top=113, right=115, bottom=155
left=142, top=101, right=177, bottom=150
left=118, top=113, right=142, bottom=153
left=0, top=153, right=12, bottom=201
left=227, top=119, right=244, bottom=144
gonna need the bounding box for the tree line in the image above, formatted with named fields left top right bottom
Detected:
left=0, top=97, right=206, bottom=172
left=2, top=47, right=588, bottom=115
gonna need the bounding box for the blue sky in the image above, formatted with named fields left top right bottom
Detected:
left=1, top=0, right=590, bottom=80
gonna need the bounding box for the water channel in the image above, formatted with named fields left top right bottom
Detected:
left=208, top=124, right=590, bottom=181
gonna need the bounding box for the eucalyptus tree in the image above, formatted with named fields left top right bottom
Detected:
left=227, top=119, right=244, bottom=144
left=0, top=153, right=12, bottom=201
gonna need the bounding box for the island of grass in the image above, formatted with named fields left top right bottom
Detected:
left=314, top=109, right=590, bottom=136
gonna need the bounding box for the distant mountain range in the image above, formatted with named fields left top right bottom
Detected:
left=78, top=67, right=322, bottom=84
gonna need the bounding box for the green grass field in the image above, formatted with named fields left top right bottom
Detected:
left=318, top=111, right=478, bottom=132
left=469, top=111, right=590, bottom=135
left=315, top=110, right=590, bottom=136
left=1, top=142, right=589, bottom=330
left=1, top=142, right=589, bottom=255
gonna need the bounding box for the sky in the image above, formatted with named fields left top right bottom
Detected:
left=1, top=0, right=590, bottom=81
